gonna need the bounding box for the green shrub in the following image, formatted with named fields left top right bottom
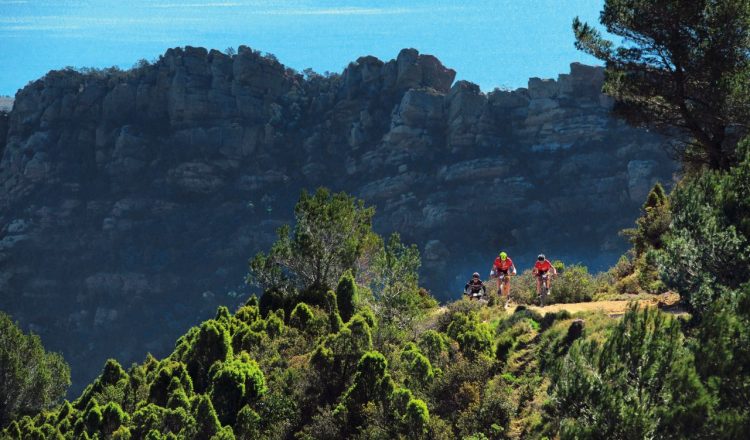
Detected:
left=418, top=330, right=450, bottom=367
left=550, top=264, right=595, bottom=304
left=183, top=321, right=233, bottom=393
left=336, top=270, right=358, bottom=322
left=84, top=399, right=102, bottom=432
left=404, top=398, right=430, bottom=437
left=209, top=354, right=266, bottom=426
left=235, top=405, right=261, bottom=440
left=192, top=395, right=220, bottom=439
left=325, top=290, right=343, bottom=333
left=509, top=270, right=538, bottom=305
left=101, top=402, right=128, bottom=435
left=265, top=313, right=284, bottom=339
left=148, top=361, right=193, bottom=407
left=211, top=425, right=236, bottom=440
left=437, top=298, right=484, bottom=331
left=354, top=307, right=377, bottom=330
left=457, top=329, right=493, bottom=359
left=621, top=183, right=671, bottom=257
left=401, top=346, right=434, bottom=388
left=166, top=378, right=190, bottom=410
left=234, top=306, right=259, bottom=325
left=614, top=271, right=640, bottom=294
left=289, top=302, right=314, bottom=331
left=540, top=310, right=571, bottom=332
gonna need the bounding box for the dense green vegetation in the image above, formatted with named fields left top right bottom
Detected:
left=3, top=0, right=750, bottom=438
left=0, top=312, right=70, bottom=427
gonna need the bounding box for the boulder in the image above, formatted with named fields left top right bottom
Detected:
left=394, top=88, right=445, bottom=127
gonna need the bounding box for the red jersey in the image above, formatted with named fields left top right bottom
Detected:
left=494, top=257, right=514, bottom=271
left=535, top=260, right=552, bottom=273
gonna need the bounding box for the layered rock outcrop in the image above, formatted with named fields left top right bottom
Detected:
left=0, top=46, right=674, bottom=392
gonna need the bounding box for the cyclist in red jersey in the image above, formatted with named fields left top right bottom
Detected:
left=532, top=254, right=557, bottom=295
left=491, top=251, right=516, bottom=304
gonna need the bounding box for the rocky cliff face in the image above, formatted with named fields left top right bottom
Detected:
left=0, top=46, right=674, bottom=391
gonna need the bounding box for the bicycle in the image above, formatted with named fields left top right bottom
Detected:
left=537, top=272, right=554, bottom=307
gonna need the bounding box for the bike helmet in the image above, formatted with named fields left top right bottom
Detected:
left=499, top=251, right=507, bottom=260
left=537, top=254, right=545, bottom=261
left=472, top=272, right=480, bottom=278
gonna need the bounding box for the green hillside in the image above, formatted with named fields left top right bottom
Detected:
left=3, top=0, right=750, bottom=438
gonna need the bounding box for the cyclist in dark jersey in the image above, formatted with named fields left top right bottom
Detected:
left=464, top=272, right=487, bottom=299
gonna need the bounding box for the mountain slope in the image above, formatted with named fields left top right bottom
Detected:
left=0, top=46, right=674, bottom=392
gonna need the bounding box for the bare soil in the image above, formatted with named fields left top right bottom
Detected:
left=512, top=291, right=686, bottom=317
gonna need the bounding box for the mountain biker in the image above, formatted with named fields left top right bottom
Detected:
left=491, top=251, right=516, bottom=303
left=533, top=254, right=557, bottom=299
left=464, top=272, right=487, bottom=299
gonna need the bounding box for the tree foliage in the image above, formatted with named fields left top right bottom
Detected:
left=573, top=0, right=750, bottom=170
left=0, top=312, right=70, bottom=426
left=248, top=188, right=375, bottom=306
left=624, top=182, right=671, bottom=256
left=367, top=233, right=425, bottom=339
left=553, top=305, right=710, bottom=439
left=659, top=139, right=750, bottom=315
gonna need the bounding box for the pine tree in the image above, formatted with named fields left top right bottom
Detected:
left=553, top=305, right=710, bottom=438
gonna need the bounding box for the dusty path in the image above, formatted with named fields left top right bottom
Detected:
left=516, top=300, right=654, bottom=316
left=433, top=292, right=685, bottom=320
left=517, top=292, right=685, bottom=316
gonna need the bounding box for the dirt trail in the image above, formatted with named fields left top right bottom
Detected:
left=510, top=292, right=685, bottom=317
left=516, top=300, right=651, bottom=316
left=433, top=292, right=685, bottom=319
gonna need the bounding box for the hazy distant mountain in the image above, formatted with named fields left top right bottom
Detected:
left=0, top=96, right=13, bottom=112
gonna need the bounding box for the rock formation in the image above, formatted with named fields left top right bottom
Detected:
left=0, top=46, right=674, bottom=392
